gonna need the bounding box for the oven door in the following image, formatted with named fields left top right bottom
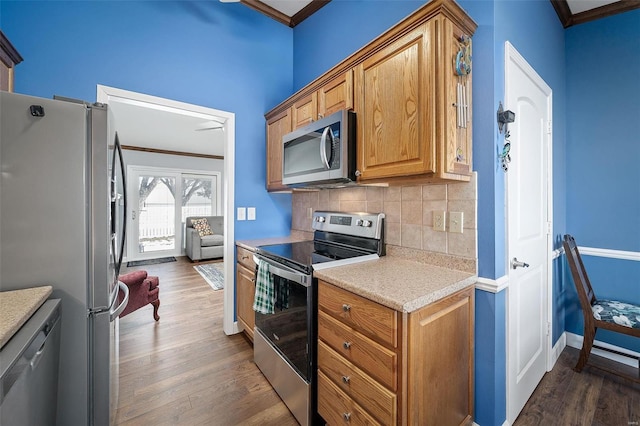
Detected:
left=253, top=255, right=314, bottom=382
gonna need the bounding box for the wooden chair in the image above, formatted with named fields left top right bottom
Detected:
left=563, top=234, right=640, bottom=379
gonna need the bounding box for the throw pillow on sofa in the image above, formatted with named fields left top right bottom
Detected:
left=191, top=218, right=213, bottom=237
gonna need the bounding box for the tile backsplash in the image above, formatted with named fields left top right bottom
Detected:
left=291, top=173, right=477, bottom=260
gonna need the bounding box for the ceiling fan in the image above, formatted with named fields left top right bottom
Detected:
left=195, top=117, right=225, bottom=131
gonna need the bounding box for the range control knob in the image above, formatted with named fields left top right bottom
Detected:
left=355, top=219, right=363, bottom=226
left=361, top=219, right=372, bottom=227
left=315, top=216, right=326, bottom=223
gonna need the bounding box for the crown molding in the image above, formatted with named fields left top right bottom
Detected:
left=551, top=0, right=640, bottom=28
left=241, top=0, right=331, bottom=27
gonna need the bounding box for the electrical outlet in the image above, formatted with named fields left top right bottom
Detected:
left=237, top=207, right=246, bottom=221
left=449, top=211, right=464, bottom=233
left=247, top=207, right=256, bottom=221
left=433, top=210, right=446, bottom=232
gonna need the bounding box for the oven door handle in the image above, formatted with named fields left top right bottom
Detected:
left=253, top=254, right=311, bottom=287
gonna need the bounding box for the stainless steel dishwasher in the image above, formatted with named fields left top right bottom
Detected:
left=0, top=299, right=62, bottom=425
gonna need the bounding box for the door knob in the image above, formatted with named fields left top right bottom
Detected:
left=511, top=257, right=530, bottom=269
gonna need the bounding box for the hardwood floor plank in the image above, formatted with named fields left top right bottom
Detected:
left=116, top=257, right=297, bottom=425
left=515, top=347, right=640, bottom=426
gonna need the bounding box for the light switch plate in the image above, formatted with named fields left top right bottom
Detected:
left=433, top=210, right=446, bottom=232
left=237, top=207, right=246, bottom=221
left=247, top=207, right=256, bottom=220
left=449, top=211, right=464, bottom=233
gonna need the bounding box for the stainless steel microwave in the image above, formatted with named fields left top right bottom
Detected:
left=282, top=109, right=356, bottom=188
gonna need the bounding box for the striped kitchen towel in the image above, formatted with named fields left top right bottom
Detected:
left=253, top=259, right=274, bottom=314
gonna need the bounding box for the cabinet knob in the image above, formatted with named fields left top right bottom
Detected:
left=343, top=412, right=351, bottom=422
left=343, top=341, right=352, bottom=350
left=342, top=375, right=350, bottom=384
left=355, top=170, right=361, bottom=177
left=342, top=304, right=351, bottom=312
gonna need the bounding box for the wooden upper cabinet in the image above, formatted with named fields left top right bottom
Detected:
left=265, top=108, right=291, bottom=191
left=318, top=71, right=353, bottom=119
left=291, top=91, right=318, bottom=130
left=0, top=31, right=24, bottom=93
left=264, top=0, right=477, bottom=188
left=354, top=23, right=435, bottom=182
left=292, top=71, right=353, bottom=130
left=438, top=17, right=473, bottom=180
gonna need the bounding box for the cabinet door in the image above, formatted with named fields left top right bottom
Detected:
left=265, top=108, right=291, bottom=192
left=407, top=286, right=474, bottom=425
left=439, top=17, right=473, bottom=179
left=236, top=263, right=256, bottom=341
left=318, top=71, right=353, bottom=119
left=354, top=22, right=435, bottom=182
left=291, top=92, right=318, bottom=130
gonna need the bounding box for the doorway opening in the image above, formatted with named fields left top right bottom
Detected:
left=97, top=85, right=237, bottom=335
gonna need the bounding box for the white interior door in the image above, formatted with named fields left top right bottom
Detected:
left=505, top=42, right=553, bottom=424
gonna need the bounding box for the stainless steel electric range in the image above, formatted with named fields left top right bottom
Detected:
left=253, top=211, right=385, bottom=425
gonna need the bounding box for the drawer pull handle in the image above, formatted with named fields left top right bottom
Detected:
left=342, top=375, right=350, bottom=384
left=241, top=255, right=249, bottom=260
left=343, top=412, right=351, bottom=422
left=342, top=304, right=351, bottom=312
left=343, top=341, right=352, bottom=350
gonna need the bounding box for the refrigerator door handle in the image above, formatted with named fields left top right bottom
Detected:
left=115, top=133, right=127, bottom=277
left=110, top=281, right=129, bottom=321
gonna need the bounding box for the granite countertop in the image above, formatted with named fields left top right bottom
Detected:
left=236, top=232, right=476, bottom=313
left=0, top=286, right=53, bottom=349
left=314, top=257, right=477, bottom=313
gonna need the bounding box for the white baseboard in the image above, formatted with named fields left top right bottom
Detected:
left=565, top=331, right=639, bottom=368
left=550, top=332, right=567, bottom=369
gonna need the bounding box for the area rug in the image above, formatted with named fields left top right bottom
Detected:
left=127, top=256, right=176, bottom=267
left=194, top=263, right=224, bottom=290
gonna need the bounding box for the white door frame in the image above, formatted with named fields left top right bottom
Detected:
left=97, top=85, right=237, bottom=335
left=504, top=41, right=554, bottom=423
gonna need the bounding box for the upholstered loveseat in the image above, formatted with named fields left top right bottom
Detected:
left=185, top=216, right=224, bottom=262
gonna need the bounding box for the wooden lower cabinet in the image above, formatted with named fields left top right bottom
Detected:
left=236, top=245, right=256, bottom=341
left=318, top=280, right=474, bottom=425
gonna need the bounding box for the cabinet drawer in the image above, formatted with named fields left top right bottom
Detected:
left=318, top=341, right=396, bottom=424
left=318, top=371, right=381, bottom=426
left=318, top=311, right=397, bottom=391
left=319, top=281, right=397, bottom=348
left=236, top=246, right=256, bottom=270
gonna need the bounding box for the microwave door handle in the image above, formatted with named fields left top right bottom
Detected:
left=320, top=126, right=332, bottom=170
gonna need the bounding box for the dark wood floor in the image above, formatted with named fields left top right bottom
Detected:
left=117, top=257, right=639, bottom=426
left=514, top=346, right=640, bottom=426
left=116, top=256, right=297, bottom=425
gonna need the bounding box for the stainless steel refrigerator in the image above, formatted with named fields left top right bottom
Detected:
left=0, top=91, right=128, bottom=425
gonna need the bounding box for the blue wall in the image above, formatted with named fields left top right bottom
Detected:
left=566, top=10, right=640, bottom=252
left=0, top=0, right=294, bottom=241
left=564, top=10, right=640, bottom=352
left=4, top=1, right=637, bottom=425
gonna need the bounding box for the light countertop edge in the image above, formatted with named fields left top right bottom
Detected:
left=0, top=285, right=53, bottom=349
left=313, top=257, right=477, bottom=313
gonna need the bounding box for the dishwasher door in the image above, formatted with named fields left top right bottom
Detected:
left=0, top=299, right=62, bottom=426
